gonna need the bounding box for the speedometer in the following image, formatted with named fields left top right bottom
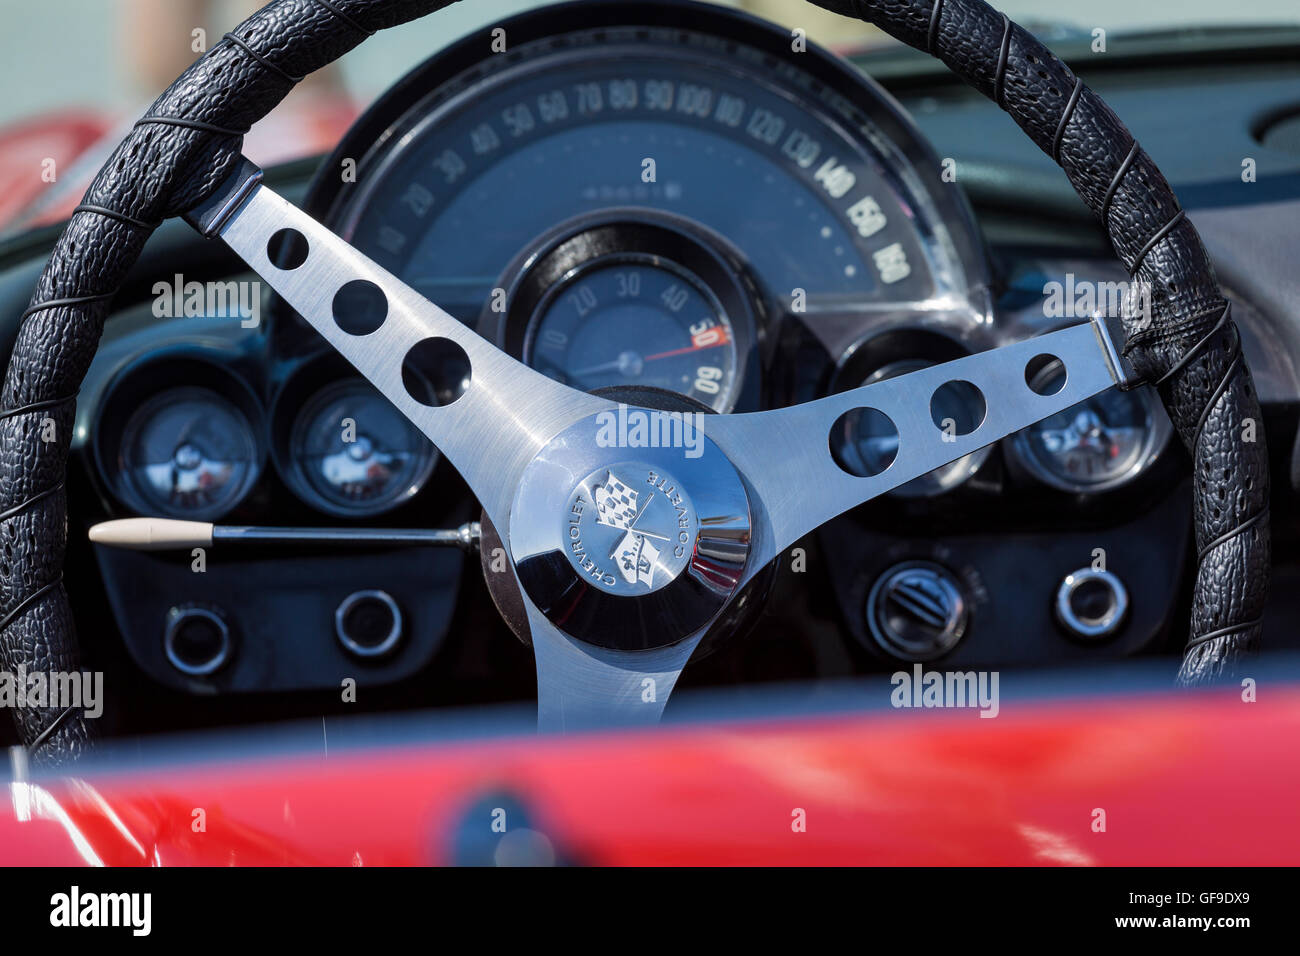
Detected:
left=311, top=0, right=986, bottom=414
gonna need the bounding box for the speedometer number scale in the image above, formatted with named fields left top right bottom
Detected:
left=323, top=7, right=982, bottom=419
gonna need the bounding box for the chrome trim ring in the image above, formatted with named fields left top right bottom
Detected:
left=1055, top=568, right=1128, bottom=640
left=163, top=605, right=233, bottom=677
left=334, top=589, right=404, bottom=658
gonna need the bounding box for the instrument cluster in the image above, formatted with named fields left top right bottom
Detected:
left=86, top=1, right=1175, bottom=526
left=91, top=350, right=443, bottom=522
left=66, top=0, right=1202, bottom=698
left=310, top=1, right=987, bottom=417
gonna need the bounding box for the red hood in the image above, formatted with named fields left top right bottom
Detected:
left=4, top=681, right=1298, bottom=866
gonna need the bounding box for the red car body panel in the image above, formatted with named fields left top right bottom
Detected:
left=0, top=112, right=111, bottom=231
left=0, top=104, right=357, bottom=233
left=4, top=684, right=1297, bottom=866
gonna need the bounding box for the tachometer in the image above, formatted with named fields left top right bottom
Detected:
left=499, top=212, right=761, bottom=411
left=526, top=256, right=738, bottom=407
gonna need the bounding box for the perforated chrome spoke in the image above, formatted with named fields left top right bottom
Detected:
left=212, top=182, right=613, bottom=532
left=527, top=606, right=704, bottom=731
left=708, top=319, right=1134, bottom=588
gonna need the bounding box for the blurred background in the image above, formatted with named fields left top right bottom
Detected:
left=0, top=0, right=1297, bottom=230
left=4, top=0, right=1299, bottom=127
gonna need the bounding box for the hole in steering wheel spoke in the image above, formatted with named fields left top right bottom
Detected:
left=1025, top=354, right=1067, bottom=396
left=332, top=280, right=388, bottom=336
left=930, top=381, right=985, bottom=437
left=267, top=228, right=308, bottom=270
left=830, top=407, right=898, bottom=477
left=403, top=338, right=471, bottom=407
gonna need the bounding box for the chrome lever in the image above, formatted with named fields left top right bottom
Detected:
left=88, top=517, right=480, bottom=552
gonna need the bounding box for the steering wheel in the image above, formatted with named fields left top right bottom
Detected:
left=0, top=0, right=1270, bottom=764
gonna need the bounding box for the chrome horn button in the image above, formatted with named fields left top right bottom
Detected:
left=509, top=411, right=751, bottom=651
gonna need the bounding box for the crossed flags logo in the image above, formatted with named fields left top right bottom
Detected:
left=615, top=532, right=661, bottom=588
left=593, top=470, right=662, bottom=588
left=594, top=472, right=639, bottom=531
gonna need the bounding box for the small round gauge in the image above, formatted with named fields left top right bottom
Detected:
left=287, top=379, right=437, bottom=517
left=118, top=387, right=260, bottom=520
left=525, top=256, right=738, bottom=411
left=1010, top=359, right=1171, bottom=493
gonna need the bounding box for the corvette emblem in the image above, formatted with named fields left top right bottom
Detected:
left=562, top=464, right=698, bottom=596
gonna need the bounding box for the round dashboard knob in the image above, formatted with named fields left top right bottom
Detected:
left=866, top=561, right=969, bottom=661
left=164, top=604, right=233, bottom=676
left=1055, top=569, right=1128, bottom=640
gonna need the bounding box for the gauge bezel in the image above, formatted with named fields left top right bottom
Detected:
left=269, top=356, right=440, bottom=518
left=334, top=589, right=405, bottom=658
left=1006, top=360, right=1174, bottom=495
left=482, top=209, right=764, bottom=412
left=90, top=355, right=267, bottom=521
left=164, top=605, right=234, bottom=677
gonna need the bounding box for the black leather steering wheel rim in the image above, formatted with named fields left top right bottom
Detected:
left=0, top=0, right=1269, bottom=764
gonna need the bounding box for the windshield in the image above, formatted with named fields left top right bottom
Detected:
left=0, top=0, right=1295, bottom=232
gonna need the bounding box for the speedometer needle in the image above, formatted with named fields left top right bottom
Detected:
left=567, top=328, right=731, bottom=378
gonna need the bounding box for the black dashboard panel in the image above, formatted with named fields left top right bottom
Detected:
left=75, top=290, right=476, bottom=696
left=98, top=544, right=463, bottom=694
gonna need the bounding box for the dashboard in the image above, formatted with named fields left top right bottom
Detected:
left=5, top=0, right=1300, bottom=735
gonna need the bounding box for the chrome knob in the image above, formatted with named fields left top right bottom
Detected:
left=1055, top=568, right=1128, bottom=640
left=866, top=561, right=969, bottom=661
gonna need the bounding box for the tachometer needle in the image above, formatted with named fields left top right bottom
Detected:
left=568, top=349, right=645, bottom=378
left=644, top=327, right=731, bottom=362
